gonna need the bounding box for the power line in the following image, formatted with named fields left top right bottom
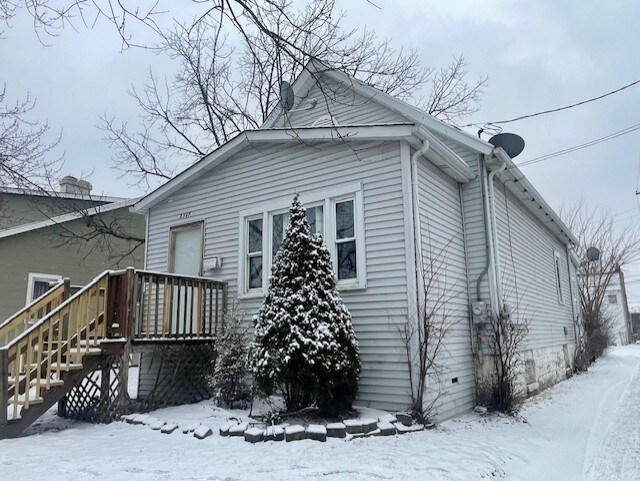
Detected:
left=465, top=78, right=640, bottom=127
left=514, top=122, right=640, bottom=168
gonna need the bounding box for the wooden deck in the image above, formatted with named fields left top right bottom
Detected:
left=0, top=268, right=227, bottom=439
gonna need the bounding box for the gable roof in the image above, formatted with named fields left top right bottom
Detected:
left=134, top=62, right=576, bottom=245
left=0, top=198, right=140, bottom=240
left=265, top=61, right=578, bottom=245
left=133, top=123, right=476, bottom=212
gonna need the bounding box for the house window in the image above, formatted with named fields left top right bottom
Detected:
left=609, top=294, right=618, bottom=304
left=554, top=252, right=564, bottom=304
left=247, top=217, right=263, bottom=290
left=272, top=205, right=324, bottom=258
left=26, top=273, right=62, bottom=304
left=335, top=198, right=357, bottom=280
left=239, top=184, right=366, bottom=295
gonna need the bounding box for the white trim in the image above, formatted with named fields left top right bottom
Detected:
left=26, top=272, right=63, bottom=304
left=400, top=140, right=419, bottom=317
left=0, top=198, right=140, bottom=240
left=238, top=182, right=362, bottom=219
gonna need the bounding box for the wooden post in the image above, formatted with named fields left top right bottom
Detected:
left=0, top=349, right=8, bottom=436
left=124, top=268, right=136, bottom=342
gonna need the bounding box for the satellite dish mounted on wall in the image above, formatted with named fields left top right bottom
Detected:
left=280, top=81, right=295, bottom=112
left=488, top=133, right=525, bottom=158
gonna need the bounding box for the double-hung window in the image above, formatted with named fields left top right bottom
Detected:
left=246, top=217, right=263, bottom=290
left=240, top=184, right=365, bottom=295
left=334, top=198, right=357, bottom=281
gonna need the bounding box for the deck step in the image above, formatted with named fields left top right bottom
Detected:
left=7, top=376, right=64, bottom=388
left=49, top=362, right=84, bottom=372
left=8, top=394, right=44, bottom=406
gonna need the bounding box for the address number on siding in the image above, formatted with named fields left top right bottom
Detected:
left=179, top=212, right=192, bottom=219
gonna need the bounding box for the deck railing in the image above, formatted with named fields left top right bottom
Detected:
left=1, top=268, right=228, bottom=429
left=132, top=270, right=227, bottom=340
left=1, top=272, right=109, bottom=422
left=0, top=279, right=70, bottom=347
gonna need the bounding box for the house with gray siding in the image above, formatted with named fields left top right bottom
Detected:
left=133, top=62, right=580, bottom=419
left=0, top=179, right=145, bottom=321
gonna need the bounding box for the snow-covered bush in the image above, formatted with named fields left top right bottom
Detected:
left=212, top=306, right=249, bottom=407
left=250, top=195, right=360, bottom=416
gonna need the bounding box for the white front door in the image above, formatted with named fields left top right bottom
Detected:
left=169, top=223, right=203, bottom=335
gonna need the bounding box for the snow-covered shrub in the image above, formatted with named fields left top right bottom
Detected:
left=212, top=306, right=249, bottom=407
left=250, top=195, right=360, bottom=416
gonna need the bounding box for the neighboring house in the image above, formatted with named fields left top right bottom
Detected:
left=603, top=267, right=632, bottom=346
left=133, top=62, right=580, bottom=419
left=0, top=177, right=146, bottom=321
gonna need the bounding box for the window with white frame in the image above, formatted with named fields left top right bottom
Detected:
left=26, top=272, right=62, bottom=304
left=334, top=198, right=357, bottom=281
left=239, top=186, right=365, bottom=295
left=553, top=252, right=564, bottom=304
left=246, top=217, right=264, bottom=290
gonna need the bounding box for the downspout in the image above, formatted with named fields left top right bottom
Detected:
left=476, top=154, right=491, bottom=302
left=487, top=156, right=507, bottom=311
left=411, top=139, right=431, bottom=310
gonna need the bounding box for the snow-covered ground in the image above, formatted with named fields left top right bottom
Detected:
left=1, top=345, right=639, bottom=480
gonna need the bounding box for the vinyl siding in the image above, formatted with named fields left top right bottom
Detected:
left=145, top=140, right=412, bottom=410
left=275, top=75, right=408, bottom=128
left=492, top=179, right=575, bottom=350
left=0, top=210, right=145, bottom=320
left=415, top=157, right=475, bottom=419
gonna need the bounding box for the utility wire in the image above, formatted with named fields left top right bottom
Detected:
left=514, top=122, right=640, bottom=168
left=465, top=78, right=640, bottom=127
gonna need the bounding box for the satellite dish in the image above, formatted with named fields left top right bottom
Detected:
left=586, top=247, right=600, bottom=262
left=280, top=81, right=295, bottom=112
left=488, top=133, right=525, bottom=158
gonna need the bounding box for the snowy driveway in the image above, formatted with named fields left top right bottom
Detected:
left=1, top=345, right=639, bottom=480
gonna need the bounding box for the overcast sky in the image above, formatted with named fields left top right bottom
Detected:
left=2, top=1, right=640, bottom=302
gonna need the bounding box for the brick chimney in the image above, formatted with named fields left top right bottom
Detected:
left=59, top=176, right=93, bottom=196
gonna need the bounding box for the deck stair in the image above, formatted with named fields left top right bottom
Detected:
left=1, top=268, right=227, bottom=439
left=0, top=272, right=125, bottom=439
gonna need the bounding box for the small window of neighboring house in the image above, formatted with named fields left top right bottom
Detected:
left=554, top=252, right=564, bottom=304
left=26, top=273, right=62, bottom=304
left=609, top=294, right=618, bottom=304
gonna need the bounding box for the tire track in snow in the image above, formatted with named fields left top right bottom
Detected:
left=583, top=353, right=640, bottom=480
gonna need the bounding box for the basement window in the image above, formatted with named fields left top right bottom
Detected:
left=609, top=294, right=618, bottom=304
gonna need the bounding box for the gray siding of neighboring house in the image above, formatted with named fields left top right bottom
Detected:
left=0, top=210, right=145, bottom=320
left=415, top=156, right=475, bottom=419
left=144, top=140, right=413, bottom=410
left=0, top=193, right=101, bottom=229
left=274, top=75, right=408, bottom=128
left=491, top=183, right=575, bottom=351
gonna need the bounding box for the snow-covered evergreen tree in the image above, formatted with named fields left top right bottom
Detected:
left=250, top=195, right=360, bottom=415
